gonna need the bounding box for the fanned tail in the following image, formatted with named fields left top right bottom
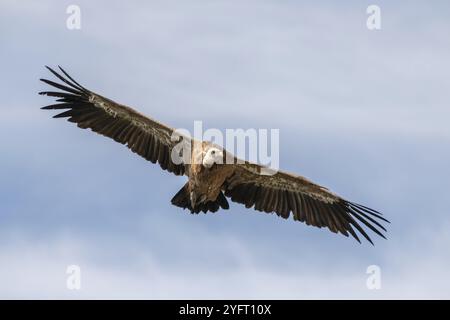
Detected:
left=171, top=183, right=229, bottom=214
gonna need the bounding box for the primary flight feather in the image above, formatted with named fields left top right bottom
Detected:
left=39, top=66, right=389, bottom=244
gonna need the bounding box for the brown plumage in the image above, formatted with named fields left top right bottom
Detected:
left=39, top=66, right=389, bottom=244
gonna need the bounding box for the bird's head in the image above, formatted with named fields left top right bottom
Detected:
left=202, top=147, right=224, bottom=168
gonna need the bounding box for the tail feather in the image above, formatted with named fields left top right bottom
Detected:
left=171, top=184, right=191, bottom=209
left=171, top=183, right=229, bottom=214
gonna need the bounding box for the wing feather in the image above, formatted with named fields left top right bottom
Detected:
left=40, top=66, right=189, bottom=176
left=224, top=162, right=388, bottom=244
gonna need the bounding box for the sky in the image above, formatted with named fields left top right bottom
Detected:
left=0, top=0, right=450, bottom=299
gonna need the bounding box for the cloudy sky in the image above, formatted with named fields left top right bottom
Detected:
left=1, top=0, right=449, bottom=299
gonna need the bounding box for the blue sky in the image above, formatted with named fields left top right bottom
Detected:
left=1, top=0, right=450, bottom=298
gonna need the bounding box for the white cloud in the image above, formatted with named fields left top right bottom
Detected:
left=1, top=220, right=449, bottom=299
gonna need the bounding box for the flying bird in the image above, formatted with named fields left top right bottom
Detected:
left=39, top=66, right=389, bottom=244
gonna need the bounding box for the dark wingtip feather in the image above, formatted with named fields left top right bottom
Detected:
left=41, top=104, right=72, bottom=110
left=44, top=65, right=54, bottom=74
left=353, top=234, right=362, bottom=244
left=342, top=201, right=388, bottom=244
left=40, top=66, right=89, bottom=96
left=351, top=201, right=383, bottom=216
left=40, top=78, right=82, bottom=95
left=57, top=65, right=88, bottom=91
left=346, top=226, right=361, bottom=243
left=365, top=234, right=374, bottom=245
left=347, top=201, right=390, bottom=223
left=52, top=110, right=73, bottom=118
left=348, top=205, right=387, bottom=233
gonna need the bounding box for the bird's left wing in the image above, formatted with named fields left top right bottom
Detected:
left=39, top=66, right=189, bottom=176
left=224, top=162, right=389, bottom=244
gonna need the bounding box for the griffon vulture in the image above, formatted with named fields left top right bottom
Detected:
left=39, top=66, right=388, bottom=244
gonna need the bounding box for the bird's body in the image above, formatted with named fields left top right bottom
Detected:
left=40, top=66, right=389, bottom=244
left=184, top=142, right=233, bottom=210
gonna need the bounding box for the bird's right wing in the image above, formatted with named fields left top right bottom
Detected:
left=39, top=66, right=191, bottom=176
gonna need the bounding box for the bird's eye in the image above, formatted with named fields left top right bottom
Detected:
left=211, top=150, right=215, bottom=155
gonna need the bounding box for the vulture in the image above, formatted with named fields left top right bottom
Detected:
left=39, top=66, right=389, bottom=244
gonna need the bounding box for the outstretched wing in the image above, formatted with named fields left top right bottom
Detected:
left=39, top=66, right=189, bottom=176
left=224, top=162, right=388, bottom=244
